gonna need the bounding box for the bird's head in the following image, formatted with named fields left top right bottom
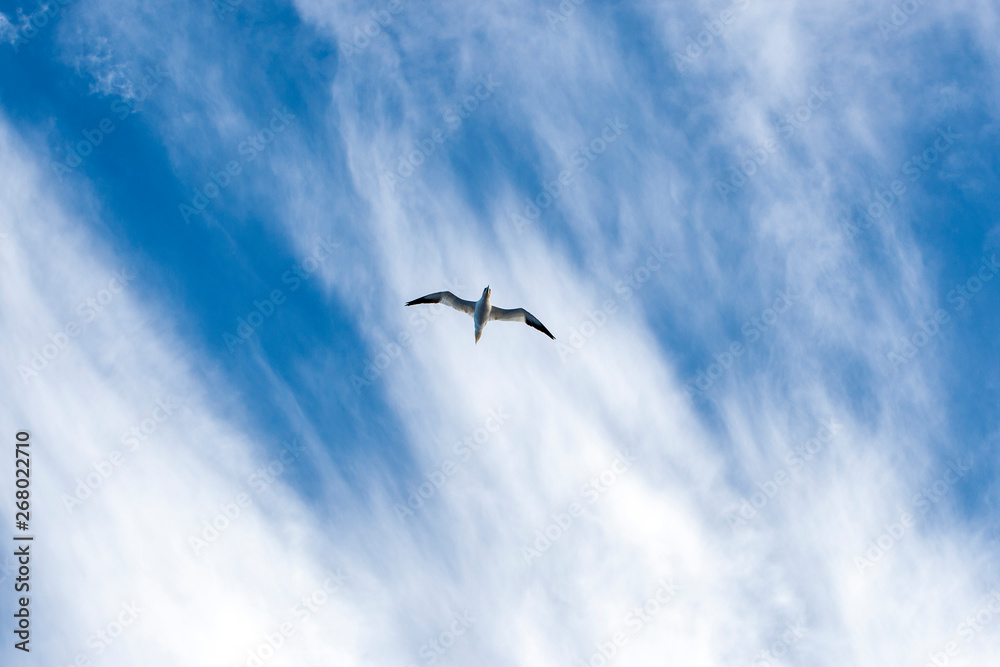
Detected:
left=484, top=285, right=491, bottom=299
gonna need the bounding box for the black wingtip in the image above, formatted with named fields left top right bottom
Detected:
left=529, top=320, right=556, bottom=340
left=407, top=293, right=444, bottom=307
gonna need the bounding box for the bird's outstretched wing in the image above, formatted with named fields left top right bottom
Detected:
left=489, top=306, right=555, bottom=339
left=405, top=291, right=475, bottom=316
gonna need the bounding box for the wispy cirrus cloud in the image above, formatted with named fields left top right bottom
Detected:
left=1, top=0, right=999, bottom=664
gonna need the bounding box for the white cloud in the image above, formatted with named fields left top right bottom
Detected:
left=0, top=12, right=17, bottom=45
left=274, top=1, right=1000, bottom=664
left=0, top=118, right=366, bottom=666
left=2, top=0, right=998, bottom=665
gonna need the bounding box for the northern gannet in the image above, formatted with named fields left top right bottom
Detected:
left=406, top=286, right=555, bottom=343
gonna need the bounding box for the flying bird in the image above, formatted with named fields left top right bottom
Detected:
left=406, top=286, right=555, bottom=344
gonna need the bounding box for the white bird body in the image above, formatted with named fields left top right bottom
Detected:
left=473, top=290, right=491, bottom=342
left=406, top=286, right=554, bottom=344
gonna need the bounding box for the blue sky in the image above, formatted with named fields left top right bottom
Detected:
left=1, top=0, right=999, bottom=665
